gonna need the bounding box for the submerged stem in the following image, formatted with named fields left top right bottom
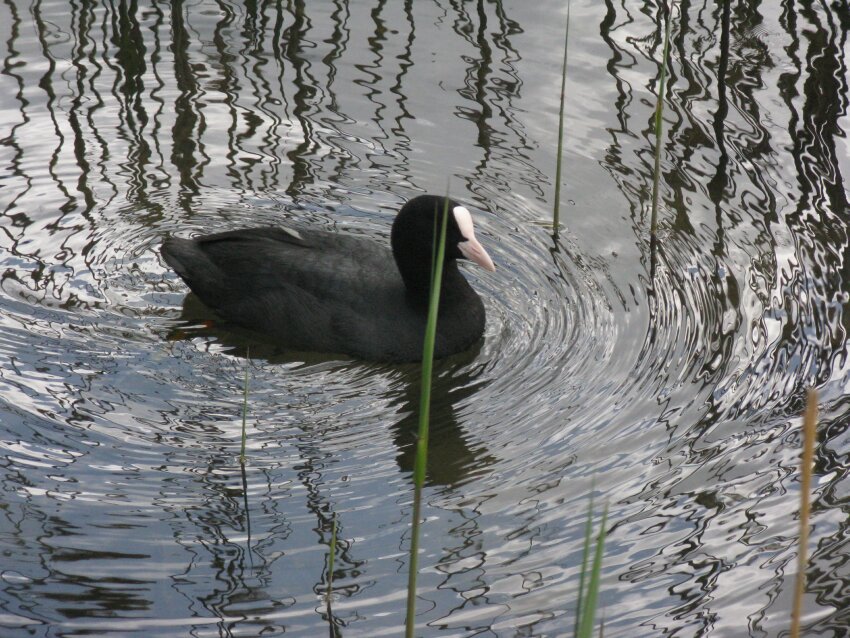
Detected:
left=328, top=513, right=337, bottom=597
left=239, top=348, right=250, bottom=465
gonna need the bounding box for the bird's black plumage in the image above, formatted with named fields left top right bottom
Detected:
left=160, top=195, right=495, bottom=362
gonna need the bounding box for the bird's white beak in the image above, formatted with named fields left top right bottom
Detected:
left=453, top=206, right=496, bottom=272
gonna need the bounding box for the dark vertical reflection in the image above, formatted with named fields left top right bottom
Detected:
left=778, top=0, right=850, bottom=388
left=322, top=0, right=353, bottom=187
left=666, top=0, right=694, bottom=238
left=173, top=457, right=289, bottom=636
left=16, top=0, right=89, bottom=302
left=363, top=0, right=389, bottom=140
left=280, top=0, right=316, bottom=198
left=246, top=0, right=285, bottom=192
left=449, top=0, right=539, bottom=203
left=462, top=1, right=494, bottom=168
left=780, top=4, right=850, bottom=627
left=390, top=1, right=414, bottom=138
left=1, top=0, right=31, bottom=227
left=268, top=0, right=291, bottom=192
left=295, top=450, right=343, bottom=633
left=170, top=0, right=203, bottom=204
left=793, top=0, right=849, bottom=216
left=142, top=3, right=168, bottom=207
left=599, top=0, right=642, bottom=223
left=391, top=364, right=495, bottom=487
left=31, top=0, right=71, bottom=205
left=707, top=0, right=730, bottom=203
left=66, top=0, right=98, bottom=215
left=600, top=0, right=850, bottom=633
left=487, top=0, right=526, bottom=172
left=212, top=0, right=243, bottom=190
left=605, top=0, right=675, bottom=368
left=432, top=503, right=493, bottom=633
left=111, top=0, right=152, bottom=201
left=193, top=462, right=255, bottom=629
left=239, top=463, right=255, bottom=570
left=600, top=0, right=790, bottom=405
left=702, top=0, right=740, bottom=388
left=812, top=393, right=850, bottom=631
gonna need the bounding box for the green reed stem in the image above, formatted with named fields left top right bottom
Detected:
left=404, top=197, right=450, bottom=638
left=239, top=348, right=250, bottom=465
left=650, top=1, right=674, bottom=237
left=791, top=388, right=818, bottom=638
left=575, top=495, right=608, bottom=638
left=574, top=491, right=595, bottom=636
left=577, top=502, right=608, bottom=638
left=552, top=1, right=571, bottom=234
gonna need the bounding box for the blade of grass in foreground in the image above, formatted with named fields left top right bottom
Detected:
left=575, top=500, right=608, bottom=638
left=574, top=491, right=595, bottom=636
left=404, top=197, right=450, bottom=638
left=578, top=502, right=608, bottom=638
left=552, top=0, right=571, bottom=235
left=790, top=388, right=818, bottom=638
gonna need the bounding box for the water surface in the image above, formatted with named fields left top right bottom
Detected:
left=1, top=1, right=849, bottom=636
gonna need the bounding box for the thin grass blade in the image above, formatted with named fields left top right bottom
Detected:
left=574, top=490, right=596, bottom=636
left=553, top=1, right=571, bottom=233
left=577, top=502, right=608, bottom=638
left=404, top=197, right=450, bottom=638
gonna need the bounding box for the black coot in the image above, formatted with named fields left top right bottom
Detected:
left=160, top=195, right=496, bottom=362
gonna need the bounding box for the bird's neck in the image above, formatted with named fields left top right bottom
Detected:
left=398, top=257, right=464, bottom=306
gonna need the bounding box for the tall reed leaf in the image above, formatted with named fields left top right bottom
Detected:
left=575, top=499, right=608, bottom=638
left=650, top=1, right=674, bottom=237
left=404, top=197, right=450, bottom=638
left=574, top=491, right=595, bottom=636
left=791, top=388, right=818, bottom=637
left=552, top=1, right=571, bottom=234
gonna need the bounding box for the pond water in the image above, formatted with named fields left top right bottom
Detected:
left=1, top=1, right=849, bottom=636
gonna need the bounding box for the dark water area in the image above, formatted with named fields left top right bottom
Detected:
left=1, top=1, right=849, bottom=636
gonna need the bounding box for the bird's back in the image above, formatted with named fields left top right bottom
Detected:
left=161, top=225, right=446, bottom=361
